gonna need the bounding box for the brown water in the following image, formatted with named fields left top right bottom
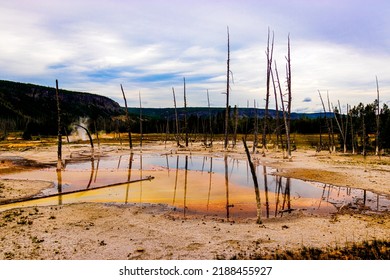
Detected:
left=1, top=154, right=389, bottom=220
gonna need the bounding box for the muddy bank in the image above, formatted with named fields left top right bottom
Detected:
left=1, top=203, right=389, bottom=260
left=0, top=179, right=53, bottom=204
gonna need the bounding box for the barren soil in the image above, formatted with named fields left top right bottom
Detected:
left=0, top=141, right=389, bottom=259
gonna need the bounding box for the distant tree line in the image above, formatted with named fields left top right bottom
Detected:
left=1, top=81, right=389, bottom=154
left=122, top=100, right=390, bottom=154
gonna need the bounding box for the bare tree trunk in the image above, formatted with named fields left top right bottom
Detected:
left=327, top=92, right=335, bottom=152
left=207, top=89, right=213, bottom=147
left=183, top=77, right=189, bottom=147
left=375, top=76, right=380, bottom=156
left=75, top=124, right=94, bottom=157
left=362, top=111, right=366, bottom=156
left=349, top=105, right=355, bottom=154
left=120, top=84, right=133, bottom=150
left=243, top=137, right=262, bottom=224
left=274, top=63, right=286, bottom=158
left=55, top=79, right=62, bottom=171
left=344, top=103, right=348, bottom=153
left=139, top=91, right=143, bottom=151
left=253, top=99, right=258, bottom=154
left=233, top=105, right=238, bottom=147
left=271, top=68, right=280, bottom=150
left=224, top=26, right=230, bottom=150
left=333, top=100, right=347, bottom=153
left=285, top=35, right=292, bottom=159
left=338, top=100, right=346, bottom=153
left=262, top=28, right=274, bottom=154
left=318, top=90, right=332, bottom=153
left=172, top=87, right=180, bottom=147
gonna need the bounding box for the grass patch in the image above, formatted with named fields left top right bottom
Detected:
left=225, top=239, right=390, bottom=260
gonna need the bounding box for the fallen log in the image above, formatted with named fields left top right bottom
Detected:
left=0, top=176, right=154, bottom=206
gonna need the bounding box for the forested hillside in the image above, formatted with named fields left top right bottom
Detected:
left=0, top=80, right=123, bottom=138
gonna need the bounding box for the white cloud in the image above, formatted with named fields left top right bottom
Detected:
left=0, top=0, right=389, bottom=112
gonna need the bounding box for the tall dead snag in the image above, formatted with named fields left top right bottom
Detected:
left=139, top=91, right=143, bottom=152
left=207, top=89, right=213, bottom=147
left=243, top=137, right=262, bottom=224
left=262, top=28, right=274, bottom=154
left=333, top=100, right=347, bottom=153
left=318, top=90, right=332, bottom=153
left=375, top=76, right=380, bottom=156
left=253, top=100, right=258, bottom=154
left=55, top=79, right=62, bottom=171
left=233, top=105, right=238, bottom=147
left=172, top=87, right=180, bottom=147
left=282, top=34, right=292, bottom=160
left=349, top=104, right=356, bottom=154
left=271, top=67, right=280, bottom=150
left=120, top=84, right=133, bottom=150
left=361, top=105, right=367, bottom=156
left=75, top=124, right=94, bottom=157
left=345, top=103, right=349, bottom=152
left=183, top=77, right=189, bottom=147
left=274, top=63, right=286, bottom=158
left=327, top=92, right=335, bottom=152
left=224, top=26, right=230, bottom=150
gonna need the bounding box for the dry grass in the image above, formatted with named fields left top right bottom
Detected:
left=228, top=239, right=390, bottom=260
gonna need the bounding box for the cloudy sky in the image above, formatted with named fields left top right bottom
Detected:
left=1, top=0, right=389, bottom=112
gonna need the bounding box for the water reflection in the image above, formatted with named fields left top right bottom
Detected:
left=206, top=157, right=213, bottom=210
left=1, top=154, right=390, bottom=221
left=224, top=155, right=230, bottom=220
left=56, top=169, right=62, bottom=205
left=124, top=152, right=133, bottom=204
left=184, top=155, right=188, bottom=217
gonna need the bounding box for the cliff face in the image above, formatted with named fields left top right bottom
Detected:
left=0, top=80, right=123, bottom=136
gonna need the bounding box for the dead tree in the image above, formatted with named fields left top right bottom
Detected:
left=253, top=99, right=258, bottom=154
left=375, top=76, right=380, bottom=156
left=75, top=124, right=94, bottom=156
left=281, top=34, right=293, bottom=160
left=262, top=28, right=274, bottom=154
left=207, top=89, right=213, bottom=147
left=333, top=100, right=347, bottom=153
left=183, top=77, right=189, bottom=147
left=349, top=104, right=356, bottom=154
left=139, top=91, right=143, bottom=151
left=361, top=108, right=367, bottom=156
left=120, top=84, right=133, bottom=150
left=327, top=91, right=336, bottom=152
left=344, top=103, right=349, bottom=152
left=271, top=68, right=280, bottom=150
left=274, top=63, right=286, bottom=158
left=172, top=87, right=180, bottom=147
left=243, top=137, right=262, bottom=224
left=233, top=105, right=238, bottom=147
left=318, top=90, right=332, bottom=153
left=55, top=79, right=62, bottom=171
left=224, top=26, right=231, bottom=149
